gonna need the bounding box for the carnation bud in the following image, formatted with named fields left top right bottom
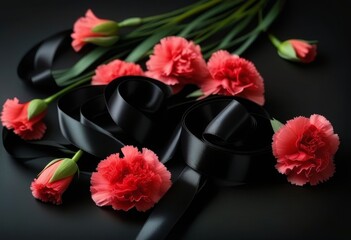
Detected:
left=71, top=9, right=120, bottom=51
left=269, top=34, right=317, bottom=63
left=31, top=154, right=81, bottom=205
left=27, top=99, right=48, bottom=120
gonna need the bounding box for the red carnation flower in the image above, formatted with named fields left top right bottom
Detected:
left=90, top=146, right=172, bottom=212
left=146, top=36, right=210, bottom=93
left=92, top=59, right=144, bottom=85
left=269, top=35, right=317, bottom=64
left=1, top=98, right=47, bottom=140
left=71, top=9, right=118, bottom=52
left=201, top=50, right=265, bottom=105
left=30, top=160, right=76, bottom=205
left=272, top=114, right=340, bottom=186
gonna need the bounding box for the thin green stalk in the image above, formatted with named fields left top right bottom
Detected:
left=171, top=0, right=222, bottom=24
left=178, top=0, right=240, bottom=37
left=130, top=0, right=223, bottom=41
left=72, top=149, right=83, bottom=163
left=194, top=0, right=261, bottom=44
left=268, top=34, right=281, bottom=48
left=44, top=74, right=92, bottom=104
left=142, top=0, right=209, bottom=23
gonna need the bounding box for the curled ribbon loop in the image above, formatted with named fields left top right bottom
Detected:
left=58, top=76, right=187, bottom=166
left=17, top=30, right=71, bottom=88
left=57, top=85, right=124, bottom=159
left=105, top=77, right=172, bottom=145
left=137, top=96, right=275, bottom=240
left=3, top=74, right=276, bottom=239
left=181, top=97, right=273, bottom=183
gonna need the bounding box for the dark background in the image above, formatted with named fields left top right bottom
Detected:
left=1, top=0, right=350, bottom=239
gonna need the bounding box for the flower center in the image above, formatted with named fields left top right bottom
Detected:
left=298, top=125, right=326, bottom=156
left=171, top=48, right=196, bottom=76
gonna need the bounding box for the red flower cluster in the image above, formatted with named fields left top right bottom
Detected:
left=89, top=36, right=265, bottom=105
left=272, top=114, right=339, bottom=186
left=146, top=37, right=265, bottom=105
left=90, top=146, right=172, bottom=212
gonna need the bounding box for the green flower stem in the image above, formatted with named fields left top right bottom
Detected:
left=142, top=0, right=208, bottom=23
left=71, top=149, right=83, bottom=163
left=118, top=17, right=142, bottom=27
left=268, top=34, right=282, bottom=48
left=44, top=74, right=92, bottom=104
left=53, top=0, right=283, bottom=87
left=171, top=0, right=222, bottom=24
left=195, top=0, right=261, bottom=44
left=130, top=0, right=221, bottom=38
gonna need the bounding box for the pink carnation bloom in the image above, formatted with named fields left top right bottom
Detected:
left=272, top=114, right=340, bottom=186
left=1, top=98, right=46, bottom=140
left=30, top=160, right=74, bottom=205
left=92, top=59, right=144, bottom=85
left=201, top=50, right=265, bottom=105
left=90, top=146, right=172, bottom=212
left=146, top=36, right=210, bottom=93
left=289, top=39, right=317, bottom=63
left=71, top=9, right=111, bottom=52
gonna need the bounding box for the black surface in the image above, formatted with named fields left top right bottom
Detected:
left=1, top=1, right=351, bottom=239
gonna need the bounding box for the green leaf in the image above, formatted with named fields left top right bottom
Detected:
left=217, top=14, right=254, bottom=49
left=54, top=47, right=111, bottom=86
left=50, top=158, right=78, bottom=183
left=84, top=36, right=119, bottom=47
left=179, top=0, right=238, bottom=37
left=142, top=0, right=208, bottom=23
left=256, top=0, right=285, bottom=32
left=233, top=32, right=258, bottom=56
left=125, top=27, right=174, bottom=62
left=186, top=89, right=204, bottom=98
left=270, top=118, right=284, bottom=133
left=92, top=21, right=119, bottom=35
left=28, top=99, right=48, bottom=120
left=232, top=0, right=285, bottom=55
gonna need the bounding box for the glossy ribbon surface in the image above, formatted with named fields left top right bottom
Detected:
left=136, top=91, right=274, bottom=240
left=56, top=75, right=276, bottom=239
left=7, top=29, right=277, bottom=239
left=17, top=30, right=71, bottom=88
left=3, top=76, right=276, bottom=239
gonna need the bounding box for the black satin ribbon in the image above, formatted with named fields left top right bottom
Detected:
left=3, top=74, right=275, bottom=239
left=57, top=76, right=191, bottom=166
left=2, top=128, right=76, bottom=160
left=17, top=30, right=72, bottom=88
left=136, top=96, right=274, bottom=240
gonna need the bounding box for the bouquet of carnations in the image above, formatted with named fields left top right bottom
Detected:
left=1, top=0, right=338, bottom=239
